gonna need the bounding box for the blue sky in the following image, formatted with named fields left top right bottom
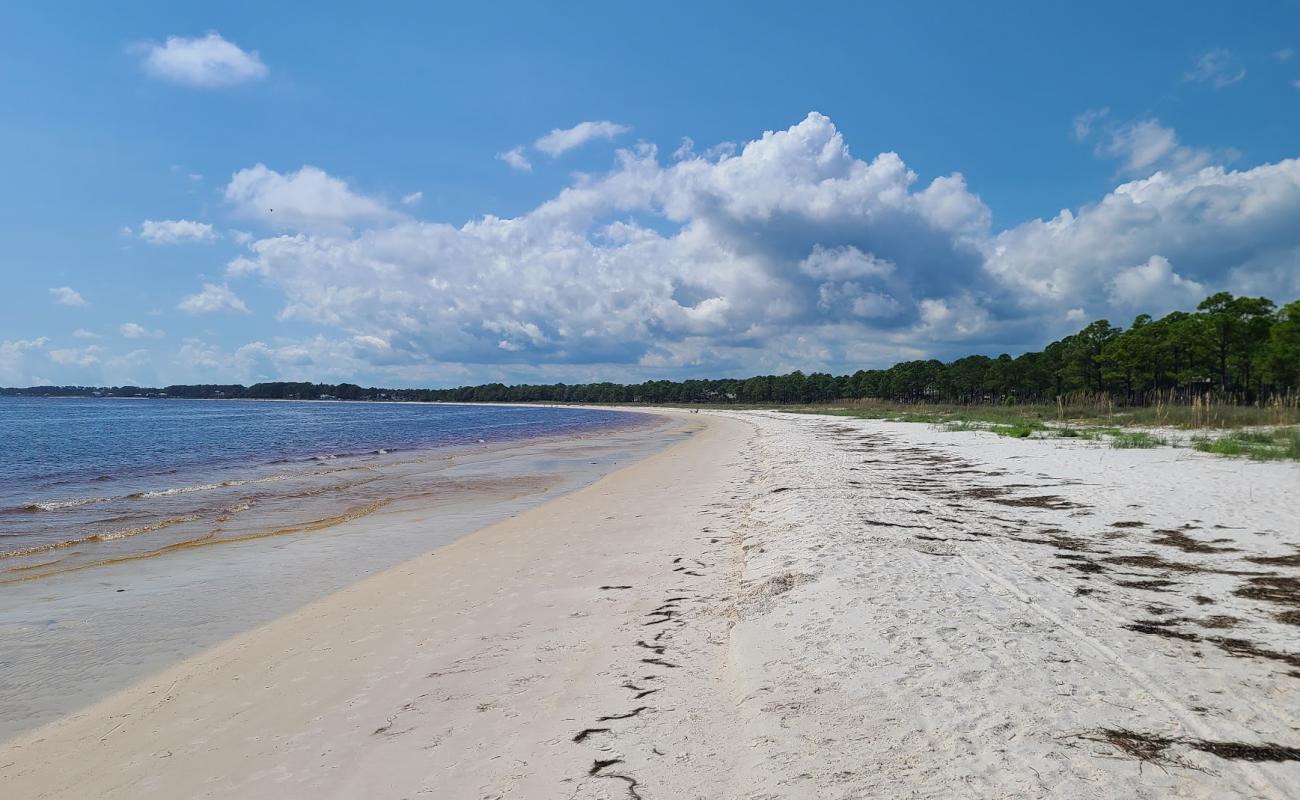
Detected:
left=4, top=2, right=1300, bottom=387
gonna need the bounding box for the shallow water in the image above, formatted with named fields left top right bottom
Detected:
left=0, top=398, right=636, bottom=578
left=0, top=399, right=674, bottom=740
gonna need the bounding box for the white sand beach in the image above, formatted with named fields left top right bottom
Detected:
left=3, top=409, right=1299, bottom=798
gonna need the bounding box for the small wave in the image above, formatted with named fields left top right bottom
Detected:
left=270, top=446, right=401, bottom=465
left=215, top=500, right=256, bottom=523
left=19, top=497, right=111, bottom=512
left=3, top=496, right=396, bottom=584
left=128, top=482, right=225, bottom=499
left=126, top=472, right=300, bottom=500
left=0, top=514, right=199, bottom=558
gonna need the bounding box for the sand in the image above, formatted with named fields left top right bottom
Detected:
left=3, top=409, right=1298, bottom=798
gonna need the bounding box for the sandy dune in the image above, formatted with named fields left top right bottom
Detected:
left=3, top=409, right=1299, bottom=798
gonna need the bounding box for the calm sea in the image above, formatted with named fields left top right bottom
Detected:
left=0, top=396, right=669, bottom=740
left=0, top=397, right=637, bottom=578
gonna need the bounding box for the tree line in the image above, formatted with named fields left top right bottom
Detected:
left=5, top=292, right=1298, bottom=406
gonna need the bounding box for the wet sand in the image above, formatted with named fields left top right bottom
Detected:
left=3, top=410, right=1299, bottom=798
left=0, top=415, right=679, bottom=740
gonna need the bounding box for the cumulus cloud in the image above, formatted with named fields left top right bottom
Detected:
left=535, top=121, right=631, bottom=156
left=228, top=112, right=998, bottom=372
left=178, top=283, right=250, bottom=315
left=49, top=286, right=87, bottom=307
left=798, top=245, right=895, bottom=281
left=986, top=158, right=1300, bottom=311
left=1107, top=255, right=1207, bottom=314
left=497, top=147, right=532, bottom=172
left=120, top=322, right=164, bottom=339
left=134, top=32, right=268, bottom=88
left=84, top=111, right=1294, bottom=383
left=139, top=219, right=217, bottom=244
left=1185, top=48, right=1246, bottom=88
left=224, top=164, right=395, bottom=230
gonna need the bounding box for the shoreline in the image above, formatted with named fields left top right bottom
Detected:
left=0, top=408, right=745, bottom=798
left=4, top=409, right=1299, bottom=797
left=0, top=408, right=681, bottom=742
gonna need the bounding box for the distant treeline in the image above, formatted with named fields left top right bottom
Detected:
left=5, top=292, right=1299, bottom=406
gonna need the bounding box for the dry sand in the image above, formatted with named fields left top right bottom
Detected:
left=3, top=409, right=1299, bottom=798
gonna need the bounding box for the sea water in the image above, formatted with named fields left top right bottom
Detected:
left=0, top=397, right=670, bottom=739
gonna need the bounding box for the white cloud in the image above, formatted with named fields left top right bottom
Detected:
left=120, top=322, right=164, bottom=339
left=401, top=191, right=423, bottom=206
left=26, top=111, right=1293, bottom=385
left=169, top=335, right=407, bottom=384
left=1107, top=255, right=1207, bottom=313
left=497, top=147, right=532, bottom=172
left=229, top=112, right=996, bottom=372
left=49, top=286, right=87, bottom=307
left=72, top=329, right=102, bottom=339
left=1276, top=48, right=1295, bottom=62
left=135, top=32, right=268, bottom=88
left=1071, top=107, right=1109, bottom=141
left=986, top=158, right=1300, bottom=311
left=170, top=165, right=204, bottom=183
left=50, top=345, right=104, bottom=367
left=0, top=338, right=48, bottom=384
left=139, top=219, right=217, bottom=244
left=219, top=112, right=1300, bottom=378
left=912, top=295, right=991, bottom=339
left=224, top=164, right=395, bottom=230
left=178, top=283, right=250, bottom=315
left=1185, top=48, right=1246, bottom=88
left=534, top=121, right=632, bottom=156
left=1091, top=117, right=1213, bottom=176
left=2, top=338, right=47, bottom=350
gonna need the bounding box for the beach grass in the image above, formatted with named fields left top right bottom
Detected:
left=942, top=419, right=1046, bottom=438
left=1108, top=431, right=1168, bottom=449
left=780, top=396, right=1298, bottom=430
left=1053, top=427, right=1106, bottom=441
left=1191, top=428, right=1300, bottom=461
left=687, top=398, right=1300, bottom=461
left=774, top=402, right=1300, bottom=460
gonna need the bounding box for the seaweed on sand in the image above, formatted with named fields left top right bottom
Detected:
left=1149, top=529, right=1238, bottom=554
left=1077, top=728, right=1300, bottom=767
left=1245, top=549, right=1300, bottom=567
left=1235, top=575, right=1300, bottom=607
